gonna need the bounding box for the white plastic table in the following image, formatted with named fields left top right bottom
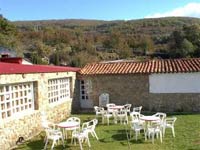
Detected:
left=57, top=121, right=80, bottom=139
left=140, top=116, right=160, bottom=122
left=109, top=105, right=124, bottom=110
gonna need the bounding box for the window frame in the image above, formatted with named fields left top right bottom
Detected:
left=0, top=82, right=35, bottom=120
left=80, top=80, right=89, bottom=101
left=48, top=77, right=70, bottom=105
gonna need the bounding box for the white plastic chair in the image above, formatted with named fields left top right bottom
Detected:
left=94, top=106, right=104, bottom=118
left=132, top=106, right=142, bottom=114
left=82, top=119, right=99, bottom=140
left=102, top=110, right=113, bottom=125
left=130, top=112, right=144, bottom=124
left=71, top=129, right=90, bottom=150
left=113, top=108, right=128, bottom=124
left=130, top=121, right=145, bottom=141
left=41, top=112, right=58, bottom=143
left=71, top=119, right=98, bottom=150
left=163, top=117, right=177, bottom=137
left=129, top=112, right=145, bottom=140
left=43, top=127, right=64, bottom=150
left=145, top=122, right=163, bottom=144
left=64, top=117, right=81, bottom=139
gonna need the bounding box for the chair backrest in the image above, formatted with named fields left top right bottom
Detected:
left=132, top=106, right=142, bottom=113
left=94, top=106, right=104, bottom=114
left=89, top=119, right=98, bottom=130
left=153, top=112, right=167, bottom=122
left=67, top=117, right=81, bottom=123
left=118, top=108, right=127, bottom=115
left=106, top=103, right=116, bottom=108
left=106, top=103, right=116, bottom=113
left=82, top=121, right=90, bottom=130
left=112, top=108, right=120, bottom=117
left=130, top=112, right=140, bottom=122
left=82, top=119, right=98, bottom=131
left=165, top=117, right=177, bottom=126
left=124, top=104, right=132, bottom=112
left=93, top=118, right=98, bottom=125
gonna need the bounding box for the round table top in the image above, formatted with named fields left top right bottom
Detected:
left=57, top=121, right=80, bottom=129
left=140, top=116, right=160, bottom=121
left=109, top=105, right=124, bottom=109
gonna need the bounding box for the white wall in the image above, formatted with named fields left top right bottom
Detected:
left=149, top=72, right=200, bottom=93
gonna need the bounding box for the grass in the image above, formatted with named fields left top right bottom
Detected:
left=12, top=113, right=200, bottom=150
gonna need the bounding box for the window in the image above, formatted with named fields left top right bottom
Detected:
left=80, top=80, right=89, bottom=101
left=0, top=82, right=34, bottom=119
left=48, top=78, right=70, bottom=104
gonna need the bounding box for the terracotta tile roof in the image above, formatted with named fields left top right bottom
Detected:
left=80, top=58, right=200, bottom=75
left=0, top=62, right=80, bottom=74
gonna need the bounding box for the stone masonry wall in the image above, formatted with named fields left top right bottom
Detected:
left=83, top=74, right=200, bottom=112
left=0, top=71, right=76, bottom=149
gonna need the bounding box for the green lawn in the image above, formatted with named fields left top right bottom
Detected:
left=13, top=113, right=200, bottom=150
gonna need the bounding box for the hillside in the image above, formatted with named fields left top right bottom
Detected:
left=14, top=17, right=200, bottom=35
left=1, top=16, right=200, bottom=67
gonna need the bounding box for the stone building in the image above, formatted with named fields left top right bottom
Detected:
left=0, top=59, right=79, bottom=149
left=79, top=58, right=200, bottom=112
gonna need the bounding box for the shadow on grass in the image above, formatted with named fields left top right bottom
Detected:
left=12, top=138, right=44, bottom=150
left=26, top=139, right=71, bottom=150
left=12, top=135, right=72, bottom=150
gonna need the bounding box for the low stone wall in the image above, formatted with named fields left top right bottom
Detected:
left=0, top=101, right=72, bottom=150
left=0, top=111, right=41, bottom=150
left=82, top=74, right=200, bottom=112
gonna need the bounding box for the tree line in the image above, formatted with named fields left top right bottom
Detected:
left=1, top=16, right=200, bottom=67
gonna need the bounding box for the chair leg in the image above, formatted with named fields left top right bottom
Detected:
left=135, top=131, right=138, bottom=141
left=102, top=116, right=104, bottom=124
left=43, top=135, right=47, bottom=143
left=129, top=129, right=133, bottom=138
left=160, top=131, right=163, bottom=143
left=86, top=136, right=91, bottom=147
left=78, top=138, right=83, bottom=150
left=172, top=127, right=175, bottom=137
left=51, top=140, right=56, bottom=150
left=44, top=139, right=48, bottom=150
left=144, top=131, right=147, bottom=141
left=93, top=131, right=99, bottom=140
left=64, top=130, right=68, bottom=139
left=163, top=127, right=166, bottom=137
left=151, top=133, right=155, bottom=144
left=61, top=136, right=65, bottom=147
left=156, top=133, right=159, bottom=139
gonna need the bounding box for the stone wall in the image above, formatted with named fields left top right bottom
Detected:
left=0, top=71, right=76, bottom=149
left=81, top=74, right=200, bottom=112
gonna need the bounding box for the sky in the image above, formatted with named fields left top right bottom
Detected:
left=1, top=0, right=200, bottom=21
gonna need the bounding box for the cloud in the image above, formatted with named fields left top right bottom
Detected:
left=145, top=2, right=200, bottom=18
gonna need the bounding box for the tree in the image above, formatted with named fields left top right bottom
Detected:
left=116, top=40, right=132, bottom=59
left=180, top=39, right=195, bottom=57
left=183, top=24, right=200, bottom=45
